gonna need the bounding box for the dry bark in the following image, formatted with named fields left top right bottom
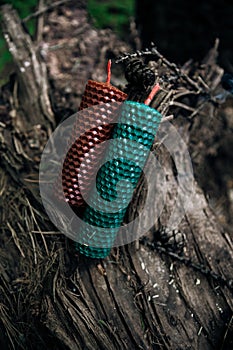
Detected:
left=0, top=1, right=233, bottom=350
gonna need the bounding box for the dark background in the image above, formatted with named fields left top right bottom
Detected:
left=136, top=0, right=233, bottom=71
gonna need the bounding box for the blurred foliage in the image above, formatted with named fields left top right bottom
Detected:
left=0, top=0, right=135, bottom=85
left=88, top=0, right=134, bottom=36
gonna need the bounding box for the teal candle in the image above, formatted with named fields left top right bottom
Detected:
left=76, top=92, right=163, bottom=258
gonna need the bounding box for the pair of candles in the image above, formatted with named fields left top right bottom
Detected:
left=62, top=60, right=162, bottom=258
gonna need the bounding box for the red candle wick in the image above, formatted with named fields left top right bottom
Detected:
left=144, top=84, right=160, bottom=105
left=106, top=59, right=111, bottom=84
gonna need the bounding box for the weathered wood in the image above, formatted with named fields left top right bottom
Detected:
left=0, top=2, right=233, bottom=350
left=1, top=4, right=55, bottom=130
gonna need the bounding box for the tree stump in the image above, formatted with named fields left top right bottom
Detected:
left=0, top=1, right=233, bottom=349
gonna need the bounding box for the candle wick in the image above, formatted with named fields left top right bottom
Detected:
left=144, top=84, right=160, bottom=105
left=106, top=59, right=111, bottom=84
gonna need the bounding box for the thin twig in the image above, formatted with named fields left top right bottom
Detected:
left=32, top=230, right=62, bottom=235
left=28, top=230, right=38, bottom=265
left=157, top=90, right=174, bottom=115
left=220, top=315, right=233, bottom=350
left=188, top=100, right=209, bottom=119
left=26, top=198, right=49, bottom=256
left=22, top=0, right=73, bottom=22
left=7, top=222, right=25, bottom=258
left=197, top=76, right=210, bottom=91
left=36, top=0, right=44, bottom=43
left=173, top=90, right=199, bottom=100
left=169, top=101, right=196, bottom=112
